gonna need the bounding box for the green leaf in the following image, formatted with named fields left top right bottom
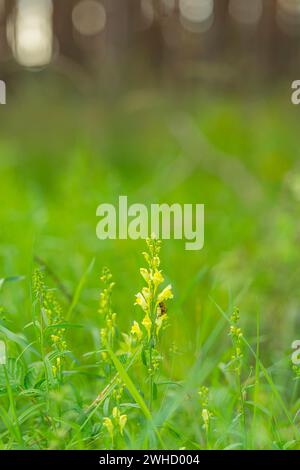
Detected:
left=141, top=348, right=147, bottom=367
left=0, top=276, right=25, bottom=291
left=0, top=340, right=6, bottom=365
left=18, top=403, right=44, bottom=425
left=0, top=324, right=39, bottom=358
left=153, top=382, right=158, bottom=401
left=108, top=349, right=165, bottom=448
left=24, top=362, right=44, bottom=389
left=0, top=358, right=24, bottom=393
left=108, top=348, right=152, bottom=421
left=46, top=322, right=83, bottom=331
left=1, top=365, right=23, bottom=445
left=103, top=397, right=110, bottom=416
left=0, top=325, right=27, bottom=348
left=0, top=404, right=19, bottom=441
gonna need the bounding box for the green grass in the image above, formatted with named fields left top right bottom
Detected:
left=0, top=83, right=300, bottom=449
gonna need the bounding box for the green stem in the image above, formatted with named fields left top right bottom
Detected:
left=40, top=306, right=50, bottom=413
left=252, top=309, right=260, bottom=449
left=4, top=365, right=23, bottom=447
left=149, top=347, right=153, bottom=412
left=237, top=372, right=247, bottom=448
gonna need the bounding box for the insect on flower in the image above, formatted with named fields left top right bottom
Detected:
left=157, top=301, right=167, bottom=317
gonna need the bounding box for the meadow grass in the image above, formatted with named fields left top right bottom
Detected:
left=0, top=86, right=300, bottom=449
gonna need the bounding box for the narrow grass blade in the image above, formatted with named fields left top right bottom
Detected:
left=67, top=258, right=95, bottom=321
left=3, top=366, right=23, bottom=446
left=0, top=276, right=25, bottom=291
left=108, top=349, right=151, bottom=420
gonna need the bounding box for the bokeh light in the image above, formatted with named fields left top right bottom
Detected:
left=8, top=0, right=53, bottom=68
left=179, top=0, right=214, bottom=33
left=72, top=0, right=106, bottom=37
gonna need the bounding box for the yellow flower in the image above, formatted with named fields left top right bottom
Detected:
left=157, top=284, right=173, bottom=303
left=140, top=268, right=150, bottom=283
left=152, top=270, right=164, bottom=287
left=142, top=287, right=150, bottom=301
left=103, top=417, right=114, bottom=439
left=135, top=292, right=148, bottom=312
left=155, top=313, right=167, bottom=336
left=142, top=314, right=152, bottom=340
left=112, top=406, right=119, bottom=419
left=119, top=414, right=127, bottom=435
left=131, top=320, right=143, bottom=341
left=111, top=408, right=127, bottom=436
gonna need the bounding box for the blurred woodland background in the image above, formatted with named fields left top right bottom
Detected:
left=1, top=0, right=300, bottom=89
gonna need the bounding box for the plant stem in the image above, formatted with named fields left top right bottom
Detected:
left=149, top=346, right=153, bottom=412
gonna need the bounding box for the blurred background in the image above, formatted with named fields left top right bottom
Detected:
left=1, top=0, right=300, bottom=390
left=1, top=0, right=300, bottom=86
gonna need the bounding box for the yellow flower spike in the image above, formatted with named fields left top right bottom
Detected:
left=100, top=328, right=107, bottom=343
left=142, top=314, right=152, bottom=340
left=157, top=284, right=173, bottom=303
left=152, top=270, right=164, bottom=287
left=101, top=351, right=108, bottom=361
left=140, top=268, right=150, bottom=283
left=131, top=320, right=143, bottom=341
left=135, top=292, right=148, bottom=312
left=112, top=406, right=119, bottom=419
left=100, top=267, right=112, bottom=284
left=51, top=335, right=60, bottom=343
left=103, top=417, right=114, bottom=439
left=119, top=414, right=127, bottom=435
left=202, top=408, right=210, bottom=432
